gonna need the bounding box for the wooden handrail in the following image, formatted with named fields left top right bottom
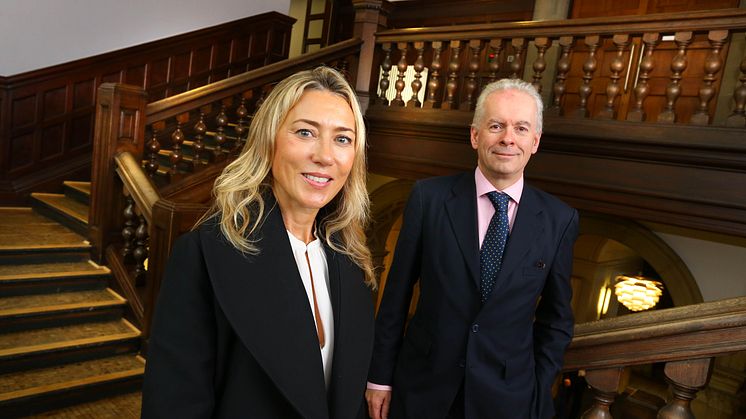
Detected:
left=146, top=38, right=364, bottom=122
left=374, top=9, right=746, bottom=42
left=564, top=296, right=746, bottom=371
left=114, top=151, right=161, bottom=225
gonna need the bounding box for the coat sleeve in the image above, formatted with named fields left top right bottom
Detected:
left=368, top=182, right=425, bottom=386
left=532, top=208, right=579, bottom=419
left=141, top=231, right=217, bottom=418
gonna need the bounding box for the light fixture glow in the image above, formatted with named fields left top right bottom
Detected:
left=614, top=275, right=664, bottom=312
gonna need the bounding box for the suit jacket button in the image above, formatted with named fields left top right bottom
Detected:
left=472, top=324, right=479, bottom=333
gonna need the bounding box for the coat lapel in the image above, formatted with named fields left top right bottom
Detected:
left=200, top=204, right=329, bottom=419
left=325, top=246, right=374, bottom=419
left=490, top=185, right=543, bottom=296
left=444, top=173, right=480, bottom=290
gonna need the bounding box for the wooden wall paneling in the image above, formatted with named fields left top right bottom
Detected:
left=0, top=12, right=295, bottom=205
left=571, top=0, right=739, bottom=18
left=387, top=0, right=534, bottom=28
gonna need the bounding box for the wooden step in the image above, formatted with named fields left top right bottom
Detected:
left=0, top=319, right=140, bottom=374
left=0, top=208, right=90, bottom=260
left=63, top=181, right=91, bottom=206
left=30, top=193, right=89, bottom=236
left=0, top=289, right=126, bottom=331
left=0, top=354, right=144, bottom=417
left=0, top=259, right=110, bottom=296
left=24, top=390, right=141, bottom=418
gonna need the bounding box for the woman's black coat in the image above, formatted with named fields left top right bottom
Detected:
left=141, top=205, right=374, bottom=418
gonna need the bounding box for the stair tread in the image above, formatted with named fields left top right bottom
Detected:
left=31, top=193, right=89, bottom=224
left=0, top=209, right=88, bottom=250
left=0, top=260, right=109, bottom=281
left=0, top=319, right=139, bottom=357
left=25, top=390, right=141, bottom=418
left=0, top=354, right=144, bottom=399
left=0, top=289, right=125, bottom=317
left=62, top=181, right=91, bottom=197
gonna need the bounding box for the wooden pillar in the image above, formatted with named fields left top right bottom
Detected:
left=352, top=0, right=389, bottom=110
left=89, top=83, right=148, bottom=263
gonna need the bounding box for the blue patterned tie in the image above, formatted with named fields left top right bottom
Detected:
left=480, top=191, right=510, bottom=304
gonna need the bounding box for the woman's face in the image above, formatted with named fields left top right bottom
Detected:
left=271, top=89, right=356, bottom=218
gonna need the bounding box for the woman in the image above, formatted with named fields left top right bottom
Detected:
left=141, top=67, right=375, bottom=419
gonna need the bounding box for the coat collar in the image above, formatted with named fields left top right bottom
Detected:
left=200, top=199, right=372, bottom=419
left=445, top=173, right=480, bottom=289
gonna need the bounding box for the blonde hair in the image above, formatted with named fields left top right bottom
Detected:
left=201, top=67, right=375, bottom=287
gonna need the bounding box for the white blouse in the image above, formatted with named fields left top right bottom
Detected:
left=286, top=231, right=335, bottom=388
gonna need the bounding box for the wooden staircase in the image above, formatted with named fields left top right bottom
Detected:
left=0, top=182, right=143, bottom=418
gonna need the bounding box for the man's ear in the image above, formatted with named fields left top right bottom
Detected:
left=531, top=133, right=541, bottom=154
left=470, top=126, right=479, bottom=150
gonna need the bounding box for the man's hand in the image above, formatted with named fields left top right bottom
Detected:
left=365, top=389, right=391, bottom=419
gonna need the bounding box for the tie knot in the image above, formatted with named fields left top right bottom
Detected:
left=486, top=191, right=510, bottom=213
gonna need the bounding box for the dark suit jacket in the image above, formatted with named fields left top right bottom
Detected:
left=369, top=173, right=578, bottom=419
left=142, top=202, right=374, bottom=419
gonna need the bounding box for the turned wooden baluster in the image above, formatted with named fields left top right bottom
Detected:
left=548, top=36, right=573, bottom=117
left=461, top=39, right=483, bottom=110
left=726, top=42, right=746, bottom=127
left=133, top=214, right=148, bottom=285
left=408, top=42, right=425, bottom=108
left=691, top=30, right=728, bottom=125
left=600, top=34, right=630, bottom=120
left=169, top=114, right=187, bottom=174
left=658, top=358, right=714, bottom=419
left=581, top=367, right=625, bottom=419
left=391, top=42, right=409, bottom=106
left=424, top=41, right=443, bottom=109
left=531, top=37, right=550, bottom=93
left=486, top=39, right=503, bottom=85
left=575, top=35, right=600, bottom=118
left=145, top=123, right=162, bottom=177
left=234, top=93, right=250, bottom=144
left=379, top=42, right=392, bottom=106
left=192, top=107, right=208, bottom=169
left=509, top=38, right=526, bottom=79
left=121, top=196, right=136, bottom=259
left=627, top=32, right=660, bottom=122
left=443, top=41, right=462, bottom=110
left=214, top=100, right=229, bottom=153
left=658, top=31, right=693, bottom=123
left=336, top=58, right=350, bottom=80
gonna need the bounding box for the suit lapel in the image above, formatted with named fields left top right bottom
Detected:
left=491, top=185, right=544, bottom=296
left=200, top=204, right=329, bottom=419
left=445, top=173, right=480, bottom=290
left=325, top=244, right=374, bottom=419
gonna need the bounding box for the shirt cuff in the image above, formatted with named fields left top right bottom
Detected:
left=366, top=381, right=393, bottom=391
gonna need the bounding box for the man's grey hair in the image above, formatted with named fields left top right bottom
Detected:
left=472, top=78, right=543, bottom=134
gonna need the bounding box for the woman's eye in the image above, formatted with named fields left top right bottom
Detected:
left=336, top=135, right=353, bottom=145
left=296, top=129, right=314, bottom=138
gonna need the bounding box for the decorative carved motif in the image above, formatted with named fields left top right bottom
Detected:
left=548, top=36, right=573, bottom=117
left=461, top=39, right=483, bottom=110
left=691, top=30, right=728, bottom=125
left=599, top=34, right=630, bottom=120
left=627, top=33, right=660, bottom=122
left=424, top=41, right=443, bottom=109
left=658, top=32, right=693, bottom=123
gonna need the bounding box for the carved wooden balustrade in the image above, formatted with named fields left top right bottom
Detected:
left=369, top=9, right=746, bottom=127
left=563, top=296, right=746, bottom=418
left=89, top=39, right=362, bottom=347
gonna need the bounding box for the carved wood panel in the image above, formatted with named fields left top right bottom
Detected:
left=0, top=12, right=294, bottom=204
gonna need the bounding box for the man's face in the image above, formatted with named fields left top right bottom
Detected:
left=470, top=89, right=541, bottom=189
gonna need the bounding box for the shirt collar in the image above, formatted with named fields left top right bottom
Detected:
left=474, top=167, right=524, bottom=204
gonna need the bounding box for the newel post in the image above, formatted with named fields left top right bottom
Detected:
left=89, top=83, right=148, bottom=263
left=352, top=0, right=389, bottom=109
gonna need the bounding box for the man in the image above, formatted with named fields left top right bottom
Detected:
left=366, top=78, right=578, bottom=419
